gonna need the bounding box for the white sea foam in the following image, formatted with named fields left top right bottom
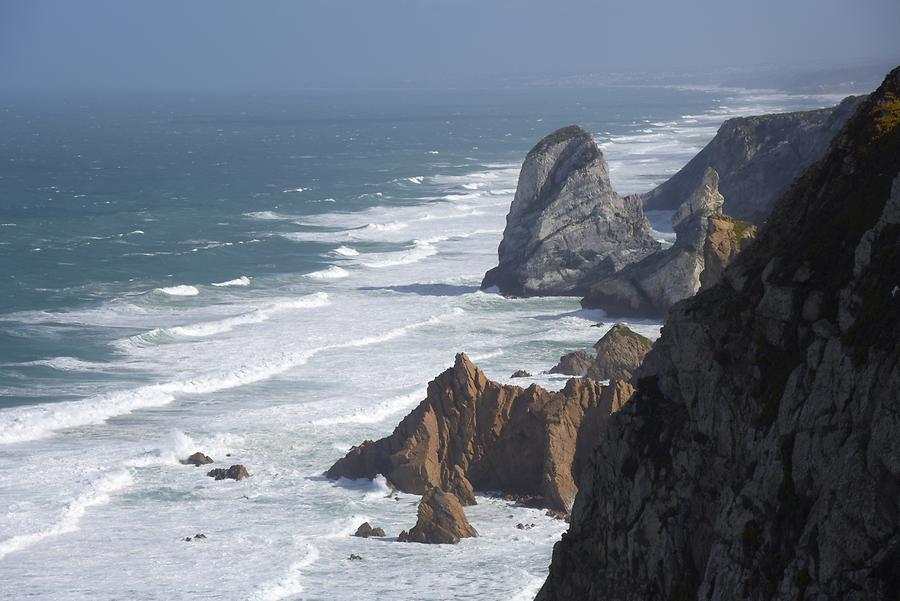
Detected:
left=124, top=429, right=243, bottom=468
left=282, top=187, right=306, bottom=193
left=358, top=240, right=437, bottom=268
left=19, top=357, right=124, bottom=373
left=0, top=469, right=134, bottom=560
left=312, top=388, right=425, bottom=426
left=304, top=266, right=349, bottom=280
left=361, top=221, right=408, bottom=232
left=1, top=311, right=453, bottom=444
left=405, top=176, right=424, bottom=184
left=332, top=246, right=359, bottom=257
left=244, top=211, right=295, bottom=221
left=126, top=293, right=330, bottom=344
left=212, top=276, right=251, bottom=287
left=154, top=285, right=199, bottom=297
left=505, top=572, right=547, bottom=601
left=249, top=544, right=320, bottom=601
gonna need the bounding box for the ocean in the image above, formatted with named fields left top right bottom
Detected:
left=0, top=82, right=855, bottom=600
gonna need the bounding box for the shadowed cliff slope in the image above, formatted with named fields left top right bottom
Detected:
left=537, top=68, right=900, bottom=601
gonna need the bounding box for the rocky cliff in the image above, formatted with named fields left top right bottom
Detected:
left=583, top=168, right=755, bottom=316
left=482, top=125, right=659, bottom=296
left=326, top=353, right=612, bottom=514
left=537, top=68, right=900, bottom=601
left=643, top=95, right=865, bottom=224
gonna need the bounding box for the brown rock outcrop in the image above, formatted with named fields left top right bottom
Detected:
left=325, top=353, right=610, bottom=513
left=397, top=488, right=477, bottom=544
left=586, top=323, right=652, bottom=381
left=549, top=350, right=594, bottom=376
left=207, top=465, right=250, bottom=481
left=180, top=452, right=213, bottom=466
left=700, top=215, right=758, bottom=288
left=353, top=522, right=386, bottom=538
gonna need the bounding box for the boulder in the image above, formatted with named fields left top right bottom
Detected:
left=397, top=488, right=477, bottom=544
left=180, top=452, right=213, bottom=466
left=207, top=465, right=250, bottom=481
left=326, top=353, right=610, bottom=514
left=549, top=350, right=593, bottom=376
left=586, top=324, right=652, bottom=382
left=643, top=94, right=865, bottom=223
left=537, top=68, right=900, bottom=601
left=481, top=125, right=659, bottom=296
left=353, top=522, right=386, bottom=538
left=583, top=168, right=755, bottom=316
left=510, top=369, right=532, bottom=378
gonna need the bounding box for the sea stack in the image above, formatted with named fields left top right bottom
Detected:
left=482, top=125, right=659, bottom=296
left=537, top=67, right=900, bottom=601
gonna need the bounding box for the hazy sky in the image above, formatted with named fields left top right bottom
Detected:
left=1, top=0, right=898, bottom=90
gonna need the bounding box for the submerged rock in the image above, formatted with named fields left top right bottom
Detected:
left=353, top=522, right=386, bottom=538
left=643, top=95, right=865, bottom=223
left=207, top=465, right=250, bottom=481
left=180, top=452, right=213, bottom=466
left=398, top=488, right=477, bottom=544
left=537, top=68, right=900, bottom=601
left=510, top=369, right=532, bottom=378
left=549, top=350, right=594, bottom=376
left=326, top=353, right=612, bottom=513
left=482, top=125, right=659, bottom=296
left=583, top=168, right=756, bottom=316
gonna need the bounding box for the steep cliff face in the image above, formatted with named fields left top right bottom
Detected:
left=326, top=353, right=611, bottom=514
left=538, top=68, right=900, bottom=601
left=643, top=95, right=865, bottom=224
left=583, top=168, right=754, bottom=317
left=482, top=125, right=659, bottom=296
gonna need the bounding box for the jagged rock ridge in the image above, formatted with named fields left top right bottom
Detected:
left=643, top=95, right=865, bottom=223
left=537, top=68, right=900, bottom=601
left=482, top=125, right=659, bottom=296
left=326, top=353, right=612, bottom=514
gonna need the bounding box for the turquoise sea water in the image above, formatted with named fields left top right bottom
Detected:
left=0, top=83, right=856, bottom=599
